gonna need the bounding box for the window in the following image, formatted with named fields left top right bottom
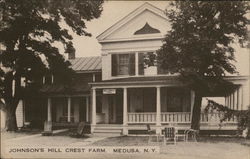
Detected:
left=112, top=54, right=135, bottom=76
left=138, top=52, right=157, bottom=75
left=44, top=74, right=53, bottom=84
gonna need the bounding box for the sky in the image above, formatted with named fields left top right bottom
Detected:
left=69, top=1, right=249, bottom=76
left=71, top=1, right=168, bottom=57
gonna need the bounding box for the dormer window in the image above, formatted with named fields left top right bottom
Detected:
left=112, top=54, right=135, bottom=76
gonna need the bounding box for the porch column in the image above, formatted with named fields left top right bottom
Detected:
left=44, top=97, right=52, bottom=134
left=224, top=96, right=227, bottom=107
left=236, top=88, right=240, bottom=110
left=47, top=97, right=52, bottom=122
left=156, top=86, right=161, bottom=134
left=241, top=85, right=245, bottom=110
left=123, top=87, right=128, bottom=135
left=233, top=92, right=236, bottom=110
left=86, top=96, right=89, bottom=122
left=229, top=93, right=232, bottom=109
left=67, top=97, right=71, bottom=122
left=91, top=88, right=96, bottom=133
left=238, top=87, right=242, bottom=110
left=227, top=95, right=230, bottom=107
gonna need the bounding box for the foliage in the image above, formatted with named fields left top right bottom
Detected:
left=206, top=99, right=250, bottom=137
left=0, top=0, right=103, bottom=130
left=156, top=1, right=249, bottom=130
left=157, top=1, right=249, bottom=94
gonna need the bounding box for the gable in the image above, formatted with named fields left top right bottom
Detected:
left=97, top=3, right=171, bottom=43
left=134, top=22, right=160, bottom=35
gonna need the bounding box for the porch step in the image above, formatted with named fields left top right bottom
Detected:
left=93, top=126, right=123, bottom=135
left=94, top=129, right=122, bottom=133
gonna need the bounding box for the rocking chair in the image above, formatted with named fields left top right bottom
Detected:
left=146, top=124, right=156, bottom=143
left=70, top=122, right=86, bottom=138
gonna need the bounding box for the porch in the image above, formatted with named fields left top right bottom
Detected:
left=127, top=112, right=237, bottom=124
left=89, top=76, right=245, bottom=135
left=45, top=96, right=91, bottom=128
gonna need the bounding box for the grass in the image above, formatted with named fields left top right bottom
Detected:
left=91, top=135, right=250, bottom=147
left=89, top=136, right=250, bottom=159
left=199, top=136, right=250, bottom=146
left=1, top=128, right=42, bottom=140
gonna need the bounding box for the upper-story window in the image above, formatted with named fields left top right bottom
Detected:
left=112, top=54, right=135, bottom=76
left=139, top=52, right=158, bottom=75
left=111, top=52, right=168, bottom=77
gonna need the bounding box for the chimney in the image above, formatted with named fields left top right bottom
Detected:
left=67, top=42, right=76, bottom=59
left=68, top=51, right=75, bottom=59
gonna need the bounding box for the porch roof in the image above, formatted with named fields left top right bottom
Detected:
left=40, top=83, right=90, bottom=96
left=90, top=75, right=183, bottom=88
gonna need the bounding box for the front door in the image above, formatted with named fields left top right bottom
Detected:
left=115, top=90, right=123, bottom=124
left=107, top=90, right=123, bottom=124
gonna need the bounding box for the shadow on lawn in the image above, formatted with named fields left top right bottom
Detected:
left=199, top=136, right=250, bottom=146
left=54, top=130, right=91, bottom=139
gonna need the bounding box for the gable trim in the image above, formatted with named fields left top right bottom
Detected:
left=97, top=2, right=167, bottom=41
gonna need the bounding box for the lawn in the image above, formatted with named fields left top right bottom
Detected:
left=90, top=135, right=250, bottom=146
left=1, top=128, right=42, bottom=140
left=90, top=136, right=250, bottom=159
left=1, top=131, right=250, bottom=159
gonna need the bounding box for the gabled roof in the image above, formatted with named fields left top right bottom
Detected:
left=97, top=2, right=167, bottom=42
left=69, top=56, right=101, bottom=73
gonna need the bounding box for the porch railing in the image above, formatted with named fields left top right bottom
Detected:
left=127, top=112, right=237, bottom=124
left=200, top=112, right=237, bottom=124
left=161, top=112, right=191, bottom=123
left=128, top=112, right=156, bottom=123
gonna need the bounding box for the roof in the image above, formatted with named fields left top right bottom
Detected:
left=40, top=83, right=90, bottom=96
left=69, top=56, right=101, bottom=72
left=97, top=2, right=167, bottom=42
left=90, top=75, right=183, bottom=87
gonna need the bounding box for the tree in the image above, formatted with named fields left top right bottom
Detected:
left=157, top=1, right=249, bottom=130
left=0, top=0, right=103, bottom=131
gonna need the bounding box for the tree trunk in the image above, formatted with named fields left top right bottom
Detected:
left=5, top=103, right=18, bottom=131
left=191, top=92, right=202, bottom=130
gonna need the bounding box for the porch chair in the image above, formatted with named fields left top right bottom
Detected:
left=146, top=124, right=156, bottom=143
left=163, top=127, right=177, bottom=145
left=185, top=129, right=198, bottom=142
left=70, top=122, right=86, bottom=138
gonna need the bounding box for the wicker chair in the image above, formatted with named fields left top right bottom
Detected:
left=163, top=127, right=177, bottom=145
left=185, top=129, right=198, bottom=142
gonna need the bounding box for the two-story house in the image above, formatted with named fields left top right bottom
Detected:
left=19, top=3, right=249, bottom=135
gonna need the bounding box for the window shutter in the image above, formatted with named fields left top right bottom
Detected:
left=111, top=54, right=118, bottom=76
left=138, top=53, right=144, bottom=75
left=129, top=54, right=135, bottom=75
